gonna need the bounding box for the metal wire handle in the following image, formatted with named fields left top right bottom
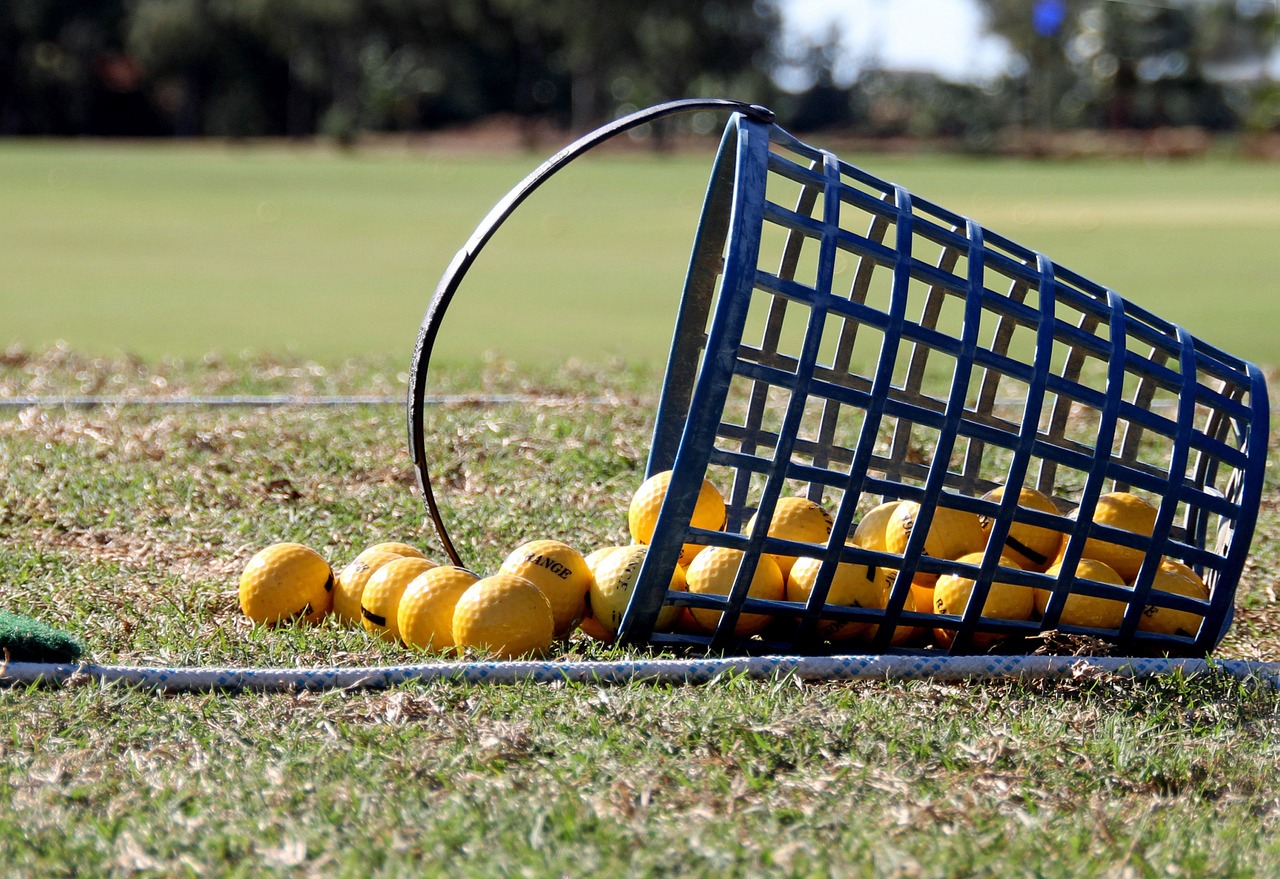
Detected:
left=407, top=98, right=775, bottom=566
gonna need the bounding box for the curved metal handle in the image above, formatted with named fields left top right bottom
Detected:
left=407, top=99, right=775, bottom=566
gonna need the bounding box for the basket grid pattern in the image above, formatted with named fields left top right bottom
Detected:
left=627, top=113, right=1266, bottom=656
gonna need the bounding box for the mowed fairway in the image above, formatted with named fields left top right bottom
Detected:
left=3, top=139, right=1279, bottom=368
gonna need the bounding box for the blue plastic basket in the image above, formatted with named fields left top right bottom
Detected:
left=409, top=100, right=1269, bottom=657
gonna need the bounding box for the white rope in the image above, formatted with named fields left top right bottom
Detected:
left=4, top=655, right=1278, bottom=692
left=9, top=394, right=1259, bottom=412
left=0, top=393, right=625, bottom=409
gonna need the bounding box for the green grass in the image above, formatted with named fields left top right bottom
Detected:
left=3, top=353, right=1280, bottom=876
left=8, top=674, right=1280, bottom=877
left=4, top=141, right=1279, bottom=369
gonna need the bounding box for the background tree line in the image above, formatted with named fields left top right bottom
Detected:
left=1, top=0, right=1276, bottom=143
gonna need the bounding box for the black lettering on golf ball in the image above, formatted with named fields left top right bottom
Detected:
left=527, top=554, right=572, bottom=579
left=622, top=554, right=644, bottom=581
left=1005, top=534, right=1047, bottom=566
left=362, top=607, right=387, bottom=627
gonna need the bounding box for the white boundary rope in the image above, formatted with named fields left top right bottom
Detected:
left=0, top=394, right=624, bottom=409
left=8, top=395, right=1256, bottom=412
left=4, top=655, right=1279, bottom=692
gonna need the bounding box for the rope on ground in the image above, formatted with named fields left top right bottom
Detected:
left=4, top=655, right=1278, bottom=692
left=0, top=394, right=627, bottom=409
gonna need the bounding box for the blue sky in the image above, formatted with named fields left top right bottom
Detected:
left=780, top=0, right=1014, bottom=88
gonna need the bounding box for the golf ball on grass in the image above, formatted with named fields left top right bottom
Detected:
left=452, top=573, right=554, bottom=659
left=578, top=545, right=630, bottom=642
left=333, top=550, right=402, bottom=625
left=360, top=556, right=437, bottom=643
left=355, top=542, right=427, bottom=564
left=584, top=545, right=626, bottom=571
left=238, top=543, right=334, bottom=625
left=500, top=539, right=592, bottom=638
left=398, top=566, right=480, bottom=651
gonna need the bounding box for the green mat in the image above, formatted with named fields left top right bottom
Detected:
left=0, top=612, right=83, bottom=663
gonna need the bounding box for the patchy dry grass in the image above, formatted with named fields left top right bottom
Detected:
left=6, top=673, right=1280, bottom=877
left=3, top=351, right=1280, bottom=877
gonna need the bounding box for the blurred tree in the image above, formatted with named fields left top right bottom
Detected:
left=782, top=25, right=860, bottom=132
left=976, top=0, right=1278, bottom=131
left=974, top=0, right=1091, bottom=130
left=1, top=0, right=161, bottom=135
left=488, top=0, right=780, bottom=131
left=1, top=0, right=782, bottom=138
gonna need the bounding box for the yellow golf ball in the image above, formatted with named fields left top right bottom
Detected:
left=1159, top=557, right=1201, bottom=582
left=628, top=469, right=726, bottom=567
left=500, top=539, right=592, bottom=638
left=360, top=556, right=437, bottom=643
left=977, top=486, right=1064, bottom=573
left=685, top=547, right=784, bottom=637
left=883, top=500, right=986, bottom=584
left=355, top=542, right=427, bottom=564
left=1078, top=491, right=1158, bottom=583
left=398, top=565, right=480, bottom=651
left=452, top=573, right=554, bottom=659
left=932, top=552, right=1033, bottom=649
left=785, top=555, right=880, bottom=642
left=1138, top=567, right=1209, bottom=639
left=584, top=545, right=627, bottom=574
left=332, top=550, right=401, bottom=625
left=746, top=496, right=834, bottom=579
left=238, top=542, right=334, bottom=625
left=588, top=544, right=685, bottom=636
left=1037, top=558, right=1130, bottom=630
left=851, top=500, right=904, bottom=551
left=577, top=545, right=630, bottom=641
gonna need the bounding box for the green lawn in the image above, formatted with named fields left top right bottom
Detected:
left=4, top=140, right=1279, bottom=369
left=3, top=353, right=1280, bottom=876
